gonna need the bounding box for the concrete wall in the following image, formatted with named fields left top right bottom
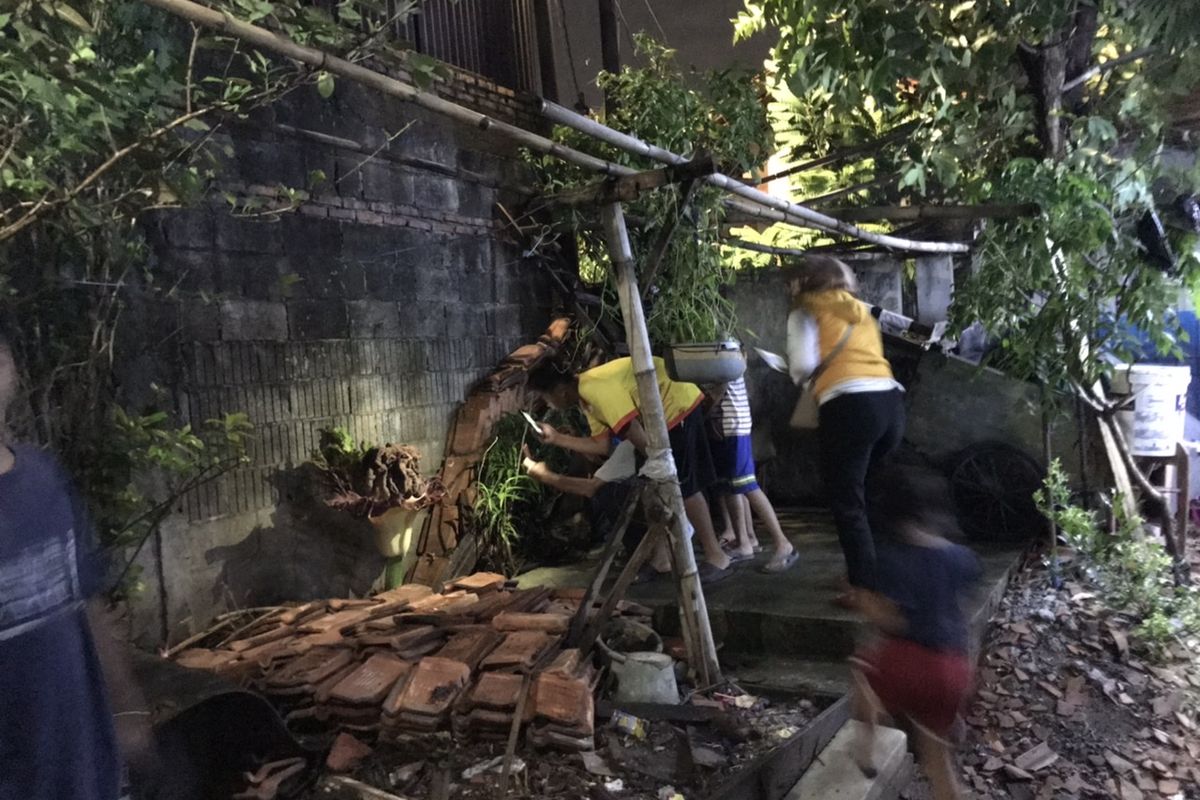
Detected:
left=124, top=70, right=555, bottom=643
left=731, top=267, right=1083, bottom=504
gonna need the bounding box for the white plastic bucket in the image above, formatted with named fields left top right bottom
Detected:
left=1112, top=364, right=1192, bottom=456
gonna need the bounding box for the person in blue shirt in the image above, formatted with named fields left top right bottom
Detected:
left=850, top=463, right=981, bottom=800
left=0, top=331, right=155, bottom=800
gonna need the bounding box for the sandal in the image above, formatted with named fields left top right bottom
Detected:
left=759, top=550, right=799, bottom=574
left=696, top=561, right=732, bottom=585
left=633, top=565, right=670, bottom=585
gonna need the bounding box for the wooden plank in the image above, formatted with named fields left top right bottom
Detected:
left=577, top=524, right=666, bottom=656
left=702, top=696, right=850, bottom=800
left=567, top=483, right=644, bottom=647
left=596, top=700, right=720, bottom=724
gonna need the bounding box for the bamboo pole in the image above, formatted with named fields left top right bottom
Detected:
left=139, top=0, right=968, bottom=255
left=540, top=100, right=971, bottom=254
left=600, top=201, right=721, bottom=685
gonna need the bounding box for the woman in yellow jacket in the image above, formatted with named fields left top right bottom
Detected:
left=787, top=256, right=905, bottom=605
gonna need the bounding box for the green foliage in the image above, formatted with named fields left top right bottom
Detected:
left=100, top=407, right=251, bottom=597
left=531, top=36, right=774, bottom=344
left=315, top=426, right=370, bottom=476
left=1036, top=460, right=1200, bottom=660
left=739, top=0, right=1200, bottom=199
left=743, top=0, right=1200, bottom=415
left=472, top=415, right=544, bottom=575
left=471, top=413, right=574, bottom=574
left=953, top=155, right=1200, bottom=393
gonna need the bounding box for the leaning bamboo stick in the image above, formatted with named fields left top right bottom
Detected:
left=138, top=0, right=968, bottom=255
left=601, top=202, right=722, bottom=684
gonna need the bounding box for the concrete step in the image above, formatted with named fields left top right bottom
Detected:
left=726, top=655, right=852, bottom=698
left=786, top=721, right=913, bottom=800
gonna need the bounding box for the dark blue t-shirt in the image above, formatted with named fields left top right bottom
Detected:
left=0, top=444, right=120, bottom=800
left=876, top=539, right=982, bottom=654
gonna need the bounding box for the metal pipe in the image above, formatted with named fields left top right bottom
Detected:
left=540, top=99, right=970, bottom=254
left=141, top=0, right=967, bottom=254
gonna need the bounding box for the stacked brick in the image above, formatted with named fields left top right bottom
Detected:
left=171, top=574, right=638, bottom=752
left=409, top=318, right=571, bottom=587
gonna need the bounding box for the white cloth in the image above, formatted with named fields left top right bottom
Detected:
left=785, top=307, right=903, bottom=404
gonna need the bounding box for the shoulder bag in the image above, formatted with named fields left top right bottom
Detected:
left=788, top=324, right=855, bottom=430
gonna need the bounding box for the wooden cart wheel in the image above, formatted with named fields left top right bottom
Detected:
left=949, top=441, right=1045, bottom=542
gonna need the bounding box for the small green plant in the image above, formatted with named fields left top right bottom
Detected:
left=471, top=412, right=576, bottom=574
left=1036, top=459, right=1200, bottom=660
left=101, top=407, right=252, bottom=598
left=472, top=415, right=543, bottom=575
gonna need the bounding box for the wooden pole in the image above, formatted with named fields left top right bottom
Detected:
left=600, top=201, right=721, bottom=685
left=597, top=0, right=620, bottom=113
left=532, top=0, right=560, bottom=103
left=139, top=0, right=966, bottom=255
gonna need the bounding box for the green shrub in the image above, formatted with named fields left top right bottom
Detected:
left=1036, top=459, right=1200, bottom=660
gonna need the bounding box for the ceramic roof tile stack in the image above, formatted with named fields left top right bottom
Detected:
left=170, top=573, right=649, bottom=753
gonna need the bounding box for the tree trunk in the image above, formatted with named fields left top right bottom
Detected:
left=1019, top=4, right=1100, bottom=161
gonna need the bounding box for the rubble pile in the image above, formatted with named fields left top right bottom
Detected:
left=954, top=564, right=1200, bottom=800
left=171, top=573, right=643, bottom=752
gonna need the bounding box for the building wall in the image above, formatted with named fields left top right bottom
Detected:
left=126, top=69, right=555, bottom=643
left=731, top=267, right=1083, bottom=505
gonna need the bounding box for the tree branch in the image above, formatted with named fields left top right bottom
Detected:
left=1063, top=47, right=1154, bottom=93
left=749, top=122, right=918, bottom=186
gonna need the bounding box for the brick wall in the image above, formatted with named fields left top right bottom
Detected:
left=128, top=69, right=556, bottom=643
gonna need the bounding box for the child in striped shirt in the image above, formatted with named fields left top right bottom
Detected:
left=706, top=376, right=797, bottom=573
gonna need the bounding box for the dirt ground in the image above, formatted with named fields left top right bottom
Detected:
left=304, top=694, right=821, bottom=800
left=905, top=551, right=1200, bottom=800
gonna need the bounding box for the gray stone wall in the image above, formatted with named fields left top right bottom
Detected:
left=126, top=73, right=554, bottom=643
left=731, top=267, right=1082, bottom=505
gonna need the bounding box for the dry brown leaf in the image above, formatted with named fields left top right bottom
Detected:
left=1152, top=692, right=1185, bottom=718
left=1015, top=742, right=1059, bottom=772
left=1106, top=750, right=1137, bottom=774
left=1109, top=625, right=1130, bottom=659
left=1118, top=777, right=1145, bottom=800
left=1039, top=681, right=1064, bottom=699
left=1004, top=764, right=1034, bottom=782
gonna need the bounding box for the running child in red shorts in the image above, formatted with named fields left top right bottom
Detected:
left=850, top=464, right=981, bottom=800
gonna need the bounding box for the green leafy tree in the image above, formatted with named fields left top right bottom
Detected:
left=531, top=36, right=774, bottom=345
left=741, top=0, right=1200, bottom=577
left=0, top=0, right=417, bottom=595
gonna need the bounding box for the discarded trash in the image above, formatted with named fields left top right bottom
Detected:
left=388, top=761, right=424, bottom=787
left=656, top=786, right=684, bottom=800
left=461, top=755, right=525, bottom=780
left=604, top=779, right=625, bottom=792
left=714, top=692, right=759, bottom=710
left=610, top=710, right=649, bottom=739
left=773, top=725, right=799, bottom=739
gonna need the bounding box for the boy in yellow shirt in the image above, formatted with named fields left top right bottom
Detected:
left=526, top=357, right=733, bottom=583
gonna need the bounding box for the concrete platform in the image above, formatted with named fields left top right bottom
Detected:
left=519, top=509, right=1022, bottom=671
left=786, top=721, right=913, bottom=800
